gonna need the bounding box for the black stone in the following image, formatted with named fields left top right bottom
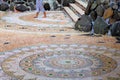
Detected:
left=26, top=2, right=36, bottom=10
left=116, top=37, right=120, bottom=40
left=53, top=1, right=58, bottom=10
left=96, top=5, right=105, bottom=17
left=75, top=15, right=92, bottom=32
left=96, top=0, right=101, bottom=5
left=14, top=1, right=25, bottom=4
left=112, top=10, right=120, bottom=21
left=15, top=4, right=29, bottom=12
left=116, top=41, right=120, bottom=43
left=0, top=3, right=9, bottom=11
left=89, top=0, right=94, bottom=4
left=94, top=16, right=109, bottom=34
left=110, top=21, right=120, bottom=36
left=90, top=1, right=98, bottom=10
left=9, top=3, right=15, bottom=11
left=90, top=11, right=97, bottom=21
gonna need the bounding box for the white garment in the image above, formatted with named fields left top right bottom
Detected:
left=36, top=0, right=45, bottom=12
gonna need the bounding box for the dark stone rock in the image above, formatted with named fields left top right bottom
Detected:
left=69, top=0, right=75, bottom=3
left=90, top=11, right=97, bottom=21
left=9, top=3, right=15, bottom=11
left=15, top=4, right=29, bottom=12
left=57, top=0, right=73, bottom=6
left=96, top=0, right=109, bottom=5
left=14, top=1, right=25, bottom=4
left=90, top=1, right=98, bottom=10
left=94, top=16, right=109, bottom=34
left=89, top=0, right=94, bottom=4
left=0, top=3, right=9, bottom=11
left=118, top=7, right=120, bottom=12
left=118, top=12, right=120, bottom=17
left=110, top=21, right=120, bottom=36
left=109, top=17, right=117, bottom=24
left=27, top=2, right=36, bottom=10
left=104, top=0, right=110, bottom=4
left=111, top=3, right=118, bottom=10
left=96, top=0, right=101, bottom=5
left=116, top=40, right=120, bottom=43
left=96, top=5, right=105, bottom=17
left=53, top=1, right=58, bottom=10
left=103, top=4, right=110, bottom=9
left=112, top=10, right=120, bottom=21
left=57, top=0, right=62, bottom=4
left=75, top=15, right=92, bottom=32
left=118, top=1, right=120, bottom=5
left=116, top=37, right=120, bottom=40
left=63, top=0, right=70, bottom=6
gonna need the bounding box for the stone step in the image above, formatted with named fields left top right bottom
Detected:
left=70, top=3, right=84, bottom=15
left=75, top=0, right=87, bottom=10
left=64, top=7, right=79, bottom=22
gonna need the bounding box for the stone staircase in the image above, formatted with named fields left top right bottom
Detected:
left=63, top=0, right=87, bottom=22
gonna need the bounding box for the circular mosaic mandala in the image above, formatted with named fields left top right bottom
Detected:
left=2, top=44, right=119, bottom=80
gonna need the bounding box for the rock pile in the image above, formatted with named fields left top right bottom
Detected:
left=0, top=0, right=36, bottom=11
left=0, top=0, right=58, bottom=12
left=75, top=0, right=120, bottom=36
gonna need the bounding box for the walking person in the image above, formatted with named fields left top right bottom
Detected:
left=34, top=0, right=46, bottom=18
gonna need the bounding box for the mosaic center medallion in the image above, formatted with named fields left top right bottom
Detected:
left=2, top=44, right=119, bottom=80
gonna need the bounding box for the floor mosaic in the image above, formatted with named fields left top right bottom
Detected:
left=0, top=9, right=120, bottom=80
left=1, top=11, right=74, bottom=28
left=0, top=44, right=120, bottom=80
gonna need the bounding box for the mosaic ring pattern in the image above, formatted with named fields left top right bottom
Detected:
left=2, top=44, right=120, bottom=80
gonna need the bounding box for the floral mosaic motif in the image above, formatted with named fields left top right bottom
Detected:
left=1, top=44, right=120, bottom=80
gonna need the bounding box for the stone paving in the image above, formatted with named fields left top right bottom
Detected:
left=0, top=11, right=120, bottom=80
left=1, top=11, right=74, bottom=28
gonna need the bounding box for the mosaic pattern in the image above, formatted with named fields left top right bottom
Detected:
left=1, top=11, right=73, bottom=28
left=1, top=44, right=120, bottom=80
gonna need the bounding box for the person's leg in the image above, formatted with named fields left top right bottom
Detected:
left=34, top=12, right=39, bottom=18
left=43, top=11, right=46, bottom=18
left=34, top=0, right=40, bottom=18
left=39, top=0, right=46, bottom=18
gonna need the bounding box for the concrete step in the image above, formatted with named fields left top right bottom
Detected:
left=75, top=0, right=87, bottom=10
left=70, top=3, right=84, bottom=15
left=64, top=7, right=79, bottom=22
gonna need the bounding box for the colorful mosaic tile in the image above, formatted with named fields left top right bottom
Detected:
left=1, top=44, right=120, bottom=80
